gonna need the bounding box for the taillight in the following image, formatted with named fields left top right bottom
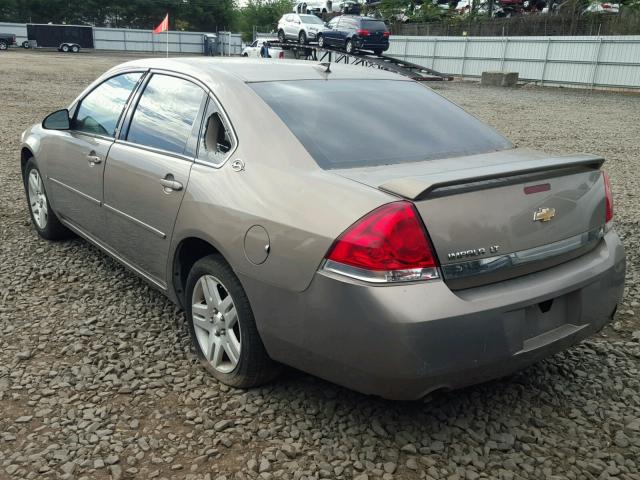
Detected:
left=383, top=31, right=390, bottom=37
left=356, top=29, right=370, bottom=37
left=602, top=171, right=613, bottom=224
left=323, top=201, right=440, bottom=283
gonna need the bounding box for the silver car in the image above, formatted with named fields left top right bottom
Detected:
left=21, top=58, right=625, bottom=400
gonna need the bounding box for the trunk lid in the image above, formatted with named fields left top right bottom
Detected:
left=335, top=148, right=607, bottom=289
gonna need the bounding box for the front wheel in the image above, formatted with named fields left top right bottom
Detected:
left=24, top=158, right=70, bottom=240
left=61, top=44, right=69, bottom=52
left=0, top=40, right=7, bottom=51
left=299, top=31, right=307, bottom=45
left=373, top=49, right=383, bottom=56
left=345, top=39, right=355, bottom=54
left=318, top=34, right=325, bottom=48
left=22, top=40, right=30, bottom=49
left=278, top=30, right=286, bottom=43
left=185, top=255, right=280, bottom=388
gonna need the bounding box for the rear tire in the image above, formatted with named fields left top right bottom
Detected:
left=345, top=39, right=355, bottom=54
left=318, top=34, right=325, bottom=48
left=299, top=31, right=307, bottom=45
left=22, top=40, right=30, bottom=49
left=278, top=30, right=286, bottom=43
left=373, top=49, right=383, bottom=56
left=71, top=44, right=79, bottom=53
left=24, top=158, right=71, bottom=241
left=0, top=40, right=7, bottom=51
left=185, top=254, right=280, bottom=389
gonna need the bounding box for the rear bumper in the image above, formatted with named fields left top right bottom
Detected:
left=242, top=229, right=625, bottom=400
left=354, top=39, right=389, bottom=51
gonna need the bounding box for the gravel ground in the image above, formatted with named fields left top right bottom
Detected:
left=1, top=50, right=639, bottom=480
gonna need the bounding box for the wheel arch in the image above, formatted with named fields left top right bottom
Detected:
left=172, top=236, right=226, bottom=308
left=21, top=147, right=35, bottom=181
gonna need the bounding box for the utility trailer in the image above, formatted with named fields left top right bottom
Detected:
left=24, top=24, right=93, bottom=53
left=268, top=41, right=453, bottom=81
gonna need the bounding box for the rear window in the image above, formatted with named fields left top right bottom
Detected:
left=300, top=15, right=324, bottom=24
left=361, top=20, right=387, bottom=31
left=250, top=79, right=512, bottom=169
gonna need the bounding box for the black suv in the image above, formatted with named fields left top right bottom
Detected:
left=0, top=33, right=17, bottom=51
left=318, top=16, right=390, bottom=55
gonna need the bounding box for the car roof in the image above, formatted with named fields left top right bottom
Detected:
left=111, top=58, right=407, bottom=84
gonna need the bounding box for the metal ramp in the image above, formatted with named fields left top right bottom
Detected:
left=269, top=41, right=453, bottom=82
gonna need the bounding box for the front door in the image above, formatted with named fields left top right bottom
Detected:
left=45, top=72, right=144, bottom=236
left=103, top=73, right=206, bottom=285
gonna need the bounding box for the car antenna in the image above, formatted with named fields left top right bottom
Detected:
left=317, top=62, right=331, bottom=74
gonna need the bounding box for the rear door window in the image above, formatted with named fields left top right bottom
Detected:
left=126, top=74, right=205, bottom=155
left=74, top=72, right=143, bottom=137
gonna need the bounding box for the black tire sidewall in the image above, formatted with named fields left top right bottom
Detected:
left=318, top=34, right=324, bottom=48
left=185, top=255, right=275, bottom=388
left=278, top=30, right=285, bottom=43
left=346, top=40, right=353, bottom=53
left=0, top=41, right=7, bottom=50
left=299, top=31, right=306, bottom=44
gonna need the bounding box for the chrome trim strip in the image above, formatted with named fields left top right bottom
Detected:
left=48, top=177, right=101, bottom=206
left=103, top=203, right=166, bottom=239
left=321, top=259, right=440, bottom=284
left=58, top=217, right=166, bottom=291
left=441, top=227, right=605, bottom=281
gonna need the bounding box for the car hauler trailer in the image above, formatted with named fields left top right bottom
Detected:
left=24, top=24, right=93, bottom=53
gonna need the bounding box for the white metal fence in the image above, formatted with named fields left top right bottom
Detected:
left=0, top=22, right=242, bottom=55
left=388, top=35, right=640, bottom=89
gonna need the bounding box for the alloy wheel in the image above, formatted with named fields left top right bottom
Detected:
left=28, top=169, right=48, bottom=229
left=191, top=274, right=241, bottom=374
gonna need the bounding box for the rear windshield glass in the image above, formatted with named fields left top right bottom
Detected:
left=361, top=20, right=387, bottom=30
left=250, top=80, right=512, bottom=169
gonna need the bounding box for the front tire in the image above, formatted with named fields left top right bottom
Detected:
left=278, top=30, right=286, bottom=44
left=185, top=255, right=279, bottom=388
left=22, top=40, right=30, bottom=49
left=318, top=34, right=325, bottom=48
left=24, top=158, right=70, bottom=240
left=373, top=49, right=383, bottom=56
left=0, top=40, right=7, bottom=51
left=61, top=44, right=69, bottom=53
left=299, top=31, right=307, bottom=45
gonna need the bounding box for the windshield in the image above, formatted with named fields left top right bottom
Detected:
left=300, top=15, right=324, bottom=24
left=250, top=79, right=512, bottom=169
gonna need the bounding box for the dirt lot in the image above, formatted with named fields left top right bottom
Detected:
left=1, top=50, right=639, bottom=480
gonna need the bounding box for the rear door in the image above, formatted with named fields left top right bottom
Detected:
left=45, top=71, right=144, bottom=237
left=102, top=73, right=206, bottom=285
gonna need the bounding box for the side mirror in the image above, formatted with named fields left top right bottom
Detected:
left=42, top=109, right=70, bottom=130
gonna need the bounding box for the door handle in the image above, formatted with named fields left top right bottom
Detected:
left=87, top=154, right=102, bottom=165
left=159, top=177, right=183, bottom=191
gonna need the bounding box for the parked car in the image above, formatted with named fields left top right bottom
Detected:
left=242, top=38, right=279, bottom=57
left=277, top=13, right=327, bottom=44
left=0, top=33, right=17, bottom=50
left=319, top=15, right=390, bottom=55
left=293, top=0, right=334, bottom=13
left=583, top=2, right=619, bottom=14
left=21, top=59, right=625, bottom=400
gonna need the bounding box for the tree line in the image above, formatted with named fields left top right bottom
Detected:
left=0, top=0, right=293, bottom=39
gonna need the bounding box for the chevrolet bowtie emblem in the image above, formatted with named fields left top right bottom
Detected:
left=533, top=207, right=556, bottom=222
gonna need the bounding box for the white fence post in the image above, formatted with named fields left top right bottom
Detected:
left=500, top=37, right=509, bottom=71
left=540, top=37, right=551, bottom=86
left=590, top=37, right=604, bottom=88
left=461, top=36, right=469, bottom=77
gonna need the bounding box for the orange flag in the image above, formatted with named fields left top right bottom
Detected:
left=153, top=14, right=169, bottom=34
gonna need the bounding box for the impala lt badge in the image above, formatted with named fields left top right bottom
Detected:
left=533, top=207, right=556, bottom=222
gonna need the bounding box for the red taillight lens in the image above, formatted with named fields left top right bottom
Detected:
left=383, top=31, right=390, bottom=37
left=326, top=202, right=438, bottom=277
left=603, top=171, right=613, bottom=223
left=356, top=29, right=370, bottom=37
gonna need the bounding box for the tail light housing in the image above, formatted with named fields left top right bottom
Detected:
left=602, top=171, right=613, bottom=224
left=356, top=29, right=370, bottom=37
left=383, top=31, right=390, bottom=37
left=322, top=201, right=440, bottom=283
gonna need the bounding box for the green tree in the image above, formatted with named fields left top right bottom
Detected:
left=234, top=0, right=293, bottom=40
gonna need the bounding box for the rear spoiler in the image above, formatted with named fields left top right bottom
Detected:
left=378, top=154, right=604, bottom=200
